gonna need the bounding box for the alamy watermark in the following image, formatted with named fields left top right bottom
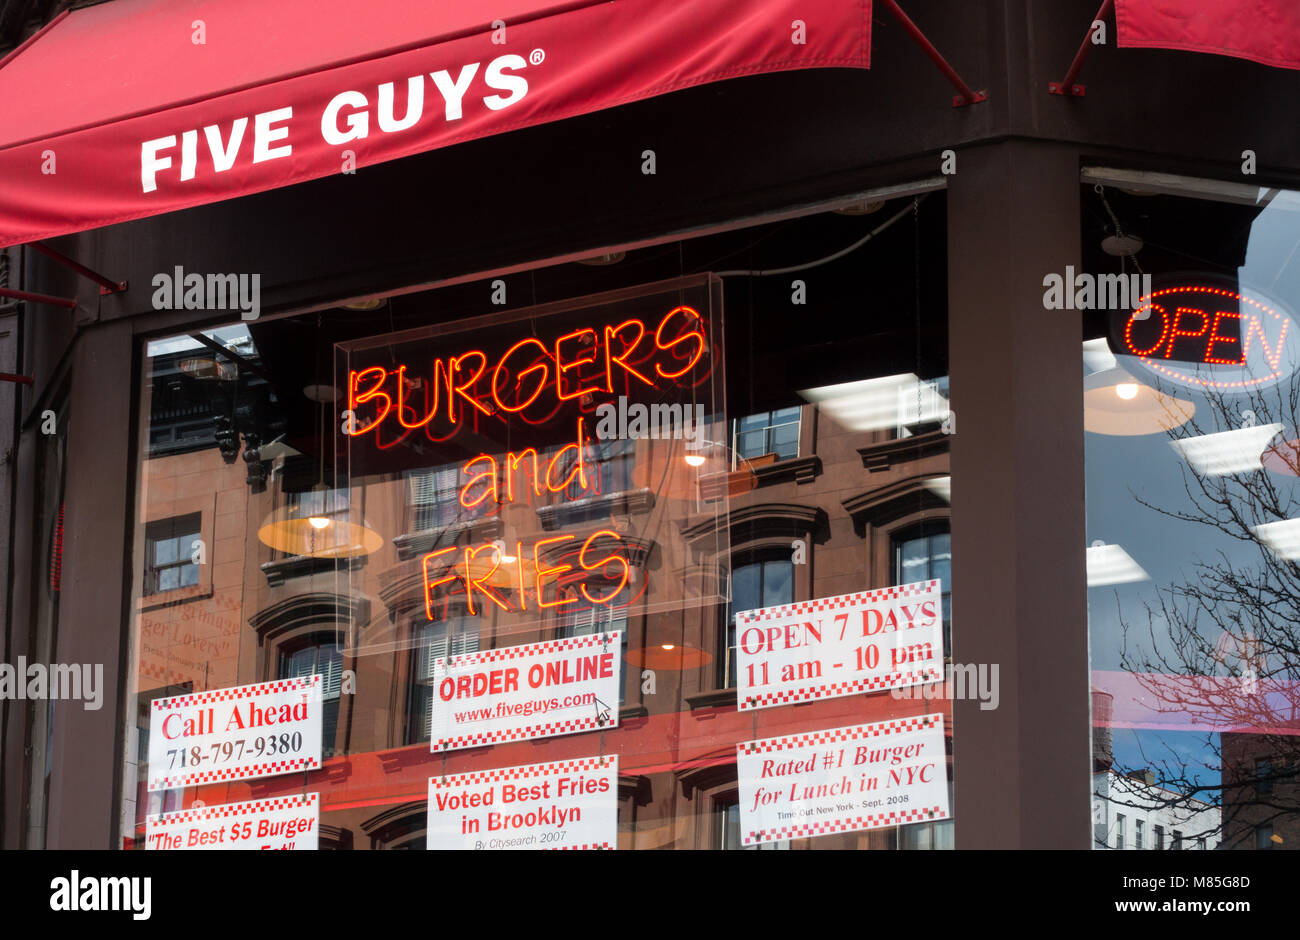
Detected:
left=890, top=661, right=999, bottom=711
left=593, top=395, right=706, bottom=449
left=0, top=658, right=103, bottom=710
left=152, top=265, right=261, bottom=320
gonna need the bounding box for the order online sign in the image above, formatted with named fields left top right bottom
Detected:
left=735, top=581, right=944, bottom=711
left=430, top=632, right=621, bottom=752
left=147, top=676, right=323, bottom=790
left=428, top=755, right=617, bottom=850
left=737, top=715, right=949, bottom=846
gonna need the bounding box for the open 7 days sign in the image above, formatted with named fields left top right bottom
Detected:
left=735, top=581, right=945, bottom=711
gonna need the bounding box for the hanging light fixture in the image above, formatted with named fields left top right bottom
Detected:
left=1084, top=367, right=1196, bottom=436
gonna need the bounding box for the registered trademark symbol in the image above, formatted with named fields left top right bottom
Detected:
left=530, top=48, right=545, bottom=65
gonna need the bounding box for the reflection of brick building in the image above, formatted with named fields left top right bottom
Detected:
left=1221, top=729, right=1300, bottom=850
left=122, top=203, right=954, bottom=851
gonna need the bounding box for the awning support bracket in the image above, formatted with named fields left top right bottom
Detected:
left=881, top=0, right=987, bottom=107
left=0, top=287, right=77, bottom=309
left=31, top=241, right=128, bottom=294
left=1049, top=0, right=1115, bottom=97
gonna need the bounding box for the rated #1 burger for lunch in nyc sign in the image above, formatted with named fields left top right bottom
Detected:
left=147, top=676, right=324, bottom=790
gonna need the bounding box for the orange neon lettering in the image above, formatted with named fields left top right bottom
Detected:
left=505, top=447, right=543, bottom=502
left=422, top=547, right=460, bottom=622
left=394, top=363, right=446, bottom=430
left=1204, top=311, right=1245, bottom=364
left=654, top=306, right=706, bottom=380
left=545, top=417, right=590, bottom=493
left=534, top=535, right=577, bottom=609
left=450, top=350, right=493, bottom=421
left=459, top=454, right=499, bottom=509
left=604, top=319, right=656, bottom=389
left=463, top=544, right=510, bottom=616
left=1165, top=307, right=1210, bottom=359
left=348, top=367, right=391, bottom=435
left=516, top=540, right=528, bottom=610
left=578, top=530, right=631, bottom=604
left=555, top=328, right=607, bottom=401
left=491, top=337, right=551, bottom=414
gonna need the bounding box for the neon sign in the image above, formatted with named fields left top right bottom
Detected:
left=1110, top=279, right=1300, bottom=391
left=339, top=280, right=723, bottom=631
left=345, top=305, right=706, bottom=447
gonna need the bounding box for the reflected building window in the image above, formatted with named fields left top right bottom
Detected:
left=892, top=522, right=952, bottom=655
left=1255, top=825, right=1272, bottom=850
left=722, top=557, right=794, bottom=688
left=144, top=514, right=202, bottom=595
left=559, top=586, right=631, bottom=707
left=733, top=408, right=800, bottom=464
left=407, top=617, right=480, bottom=744
left=720, top=800, right=789, bottom=850
left=406, top=466, right=472, bottom=530
left=279, top=636, right=343, bottom=757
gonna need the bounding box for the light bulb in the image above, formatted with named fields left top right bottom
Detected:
left=661, top=644, right=676, bottom=651
left=684, top=453, right=706, bottom=467
left=1115, top=383, right=1139, bottom=400
left=307, top=516, right=330, bottom=529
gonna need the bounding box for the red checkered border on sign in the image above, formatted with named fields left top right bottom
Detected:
left=436, top=631, right=620, bottom=672
left=555, top=843, right=613, bottom=850
left=736, top=582, right=938, bottom=625
left=744, top=806, right=947, bottom=844
left=739, top=667, right=944, bottom=710
left=150, top=756, right=321, bottom=790
left=432, top=756, right=615, bottom=789
left=152, top=675, right=321, bottom=711
left=148, top=792, right=317, bottom=827
left=434, top=715, right=611, bottom=752
left=737, top=714, right=944, bottom=755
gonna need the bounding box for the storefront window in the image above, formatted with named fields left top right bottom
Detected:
left=124, top=190, right=955, bottom=851
left=1083, top=172, right=1300, bottom=851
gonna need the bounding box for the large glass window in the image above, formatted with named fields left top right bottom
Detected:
left=1083, top=172, right=1300, bottom=851
left=122, top=188, right=953, bottom=851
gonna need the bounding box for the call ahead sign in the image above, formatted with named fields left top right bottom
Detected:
left=1109, top=277, right=1300, bottom=391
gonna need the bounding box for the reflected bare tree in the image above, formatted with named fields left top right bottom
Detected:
left=1111, top=376, right=1300, bottom=848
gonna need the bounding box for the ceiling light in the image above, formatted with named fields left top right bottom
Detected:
left=834, top=199, right=886, bottom=216
left=1170, top=424, right=1282, bottom=476
left=576, top=252, right=626, bottom=266
left=1086, top=543, right=1150, bottom=586
left=799, top=373, right=948, bottom=432
left=1252, top=518, right=1300, bottom=561
left=1115, top=383, right=1139, bottom=400
left=303, top=383, right=338, bottom=403
left=684, top=453, right=706, bottom=467
left=1101, top=234, right=1144, bottom=256
left=342, top=297, right=386, bottom=311
left=1082, top=337, right=1118, bottom=375
left=307, top=516, right=331, bottom=530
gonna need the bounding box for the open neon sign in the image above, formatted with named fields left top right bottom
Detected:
left=1111, top=281, right=1299, bottom=390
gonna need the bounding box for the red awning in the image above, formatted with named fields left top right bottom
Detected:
left=1116, top=0, right=1300, bottom=71
left=0, top=0, right=871, bottom=248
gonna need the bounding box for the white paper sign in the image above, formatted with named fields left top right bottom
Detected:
left=147, top=675, right=323, bottom=791
left=430, top=632, right=621, bottom=752
left=737, top=715, right=950, bottom=845
left=735, top=580, right=944, bottom=711
left=146, top=793, right=319, bottom=851
left=427, top=755, right=618, bottom=850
